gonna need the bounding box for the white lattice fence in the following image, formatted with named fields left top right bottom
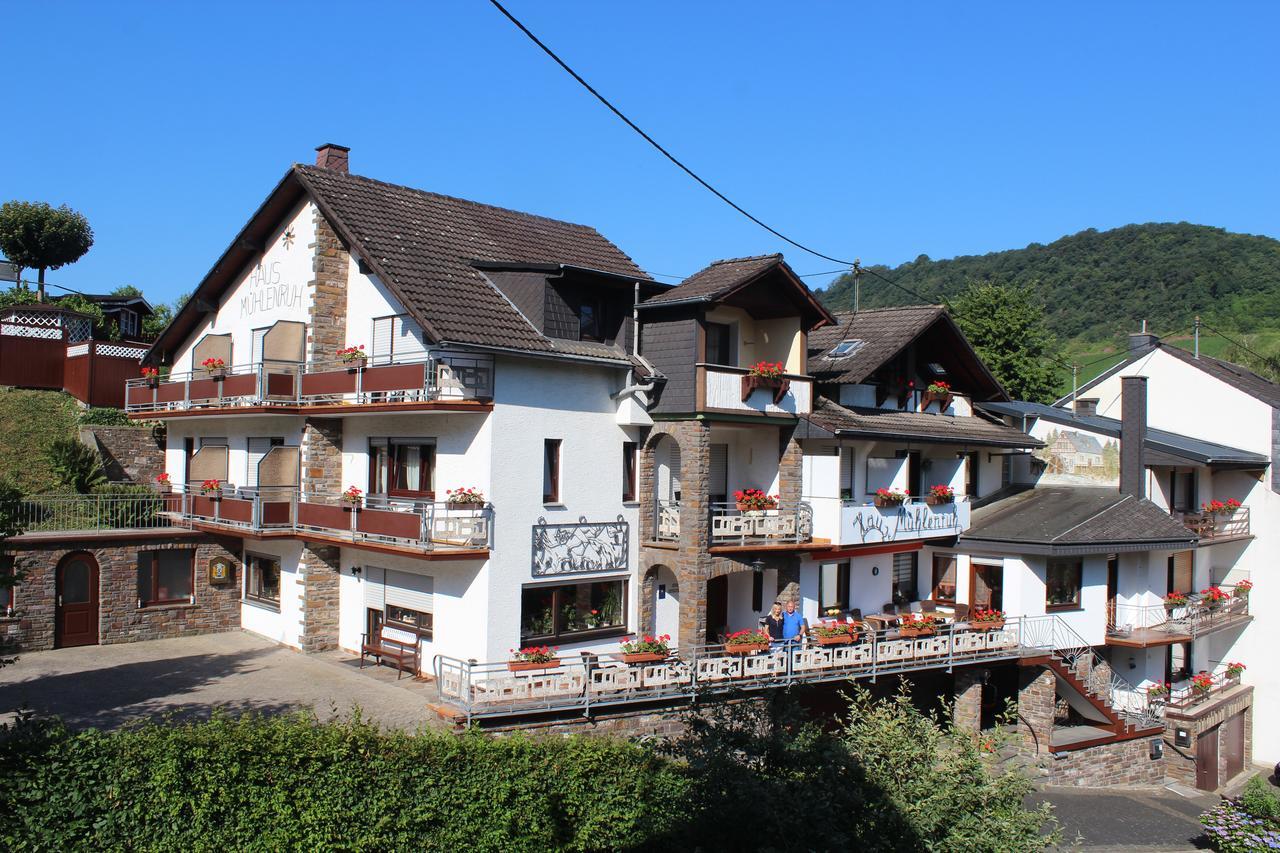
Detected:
left=66, top=343, right=90, bottom=357
left=95, top=343, right=148, bottom=360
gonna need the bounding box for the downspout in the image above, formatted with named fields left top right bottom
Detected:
left=611, top=281, right=658, bottom=401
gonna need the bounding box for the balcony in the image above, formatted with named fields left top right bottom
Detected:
left=174, top=487, right=492, bottom=558
left=709, top=502, right=815, bottom=550
left=1182, top=506, right=1250, bottom=543
left=1106, top=587, right=1252, bottom=647
left=698, top=364, right=812, bottom=417
left=124, top=352, right=494, bottom=418
left=837, top=497, right=971, bottom=547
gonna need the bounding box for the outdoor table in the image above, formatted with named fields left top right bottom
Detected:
left=863, top=613, right=900, bottom=631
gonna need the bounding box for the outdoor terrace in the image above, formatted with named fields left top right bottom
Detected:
left=653, top=501, right=825, bottom=551
left=124, top=352, right=494, bottom=418
left=1182, top=506, right=1251, bottom=544
left=1106, top=586, right=1252, bottom=647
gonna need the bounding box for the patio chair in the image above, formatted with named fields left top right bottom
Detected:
left=953, top=603, right=970, bottom=622
left=882, top=602, right=898, bottom=615
left=848, top=608, right=863, bottom=622
left=920, top=600, right=937, bottom=614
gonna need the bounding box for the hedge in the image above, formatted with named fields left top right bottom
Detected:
left=0, top=714, right=690, bottom=852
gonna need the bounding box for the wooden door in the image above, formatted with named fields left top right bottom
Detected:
left=1222, top=713, right=1245, bottom=782
left=706, top=575, right=729, bottom=644
left=971, top=561, right=1004, bottom=611
left=1196, top=728, right=1219, bottom=791
left=55, top=552, right=99, bottom=648
left=1106, top=556, right=1119, bottom=628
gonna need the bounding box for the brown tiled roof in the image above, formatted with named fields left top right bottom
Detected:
left=961, top=486, right=1197, bottom=554
left=807, top=306, right=948, bottom=384
left=799, top=396, right=1041, bottom=448
left=640, top=254, right=782, bottom=305
left=294, top=165, right=647, bottom=353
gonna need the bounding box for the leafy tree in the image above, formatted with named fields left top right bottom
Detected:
left=110, top=284, right=143, bottom=298
left=951, top=280, right=1063, bottom=403
left=44, top=437, right=105, bottom=493
left=0, top=202, right=94, bottom=302
left=0, top=477, right=25, bottom=667
left=1220, top=333, right=1280, bottom=383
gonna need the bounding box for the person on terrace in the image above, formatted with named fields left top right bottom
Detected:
left=782, top=598, right=807, bottom=645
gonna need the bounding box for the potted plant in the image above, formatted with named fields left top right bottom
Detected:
left=445, top=487, right=486, bottom=507
left=508, top=645, right=560, bottom=672
left=921, top=380, right=952, bottom=410
left=874, top=487, right=908, bottom=508
left=201, top=357, right=227, bottom=379
left=1224, top=661, right=1246, bottom=682
left=1223, top=498, right=1242, bottom=513
left=337, top=344, right=367, bottom=369
left=154, top=472, right=172, bottom=493
left=734, top=488, right=778, bottom=513
left=141, top=366, right=160, bottom=388
left=1232, top=578, right=1252, bottom=600
left=723, top=628, right=771, bottom=654
left=898, top=612, right=943, bottom=637
left=342, top=485, right=363, bottom=510
left=1146, top=681, right=1171, bottom=701
left=812, top=621, right=859, bottom=646
left=1190, top=671, right=1214, bottom=700
left=620, top=634, right=672, bottom=663
left=1164, top=590, right=1189, bottom=609
left=1200, top=585, right=1230, bottom=610
left=740, top=360, right=791, bottom=404
left=968, top=608, right=1005, bottom=631
left=200, top=478, right=223, bottom=500
left=926, top=484, right=955, bottom=506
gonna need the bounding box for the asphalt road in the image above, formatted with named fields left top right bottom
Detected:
left=1033, top=786, right=1217, bottom=851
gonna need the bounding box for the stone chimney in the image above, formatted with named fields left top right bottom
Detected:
left=1119, top=376, right=1147, bottom=497
left=1128, top=331, right=1158, bottom=357
left=1073, top=397, right=1098, bottom=417
left=314, top=143, right=350, bottom=173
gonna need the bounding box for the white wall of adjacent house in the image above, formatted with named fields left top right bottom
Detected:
left=239, top=540, right=303, bottom=648
left=1086, top=349, right=1279, bottom=763
left=171, top=201, right=316, bottom=371
left=484, top=356, right=642, bottom=662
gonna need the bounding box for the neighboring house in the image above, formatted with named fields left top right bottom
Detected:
left=1048, top=430, right=1105, bottom=472
left=73, top=293, right=155, bottom=342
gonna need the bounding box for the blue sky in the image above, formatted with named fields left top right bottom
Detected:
left=4, top=2, right=1278, bottom=306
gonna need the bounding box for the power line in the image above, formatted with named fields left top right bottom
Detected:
left=486, top=0, right=855, bottom=266
left=1198, top=321, right=1280, bottom=371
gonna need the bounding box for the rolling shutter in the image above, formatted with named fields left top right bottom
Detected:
left=372, top=315, right=427, bottom=363
left=246, top=437, right=283, bottom=487
left=251, top=328, right=267, bottom=365
left=363, top=566, right=385, bottom=610
left=385, top=569, right=433, bottom=612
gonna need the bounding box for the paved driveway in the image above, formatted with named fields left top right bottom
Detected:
left=0, top=631, right=447, bottom=732
left=1033, top=786, right=1217, bottom=851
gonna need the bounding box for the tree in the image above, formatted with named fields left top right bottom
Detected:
left=0, top=477, right=25, bottom=667
left=110, top=284, right=143, bottom=298
left=44, top=437, right=105, bottom=493
left=952, top=280, right=1064, bottom=403
left=0, top=201, right=94, bottom=302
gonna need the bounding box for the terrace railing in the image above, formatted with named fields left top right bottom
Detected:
left=709, top=501, right=813, bottom=546
left=16, top=491, right=179, bottom=533
left=124, top=352, right=494, bottom=414
left=655, top=499, right=681, bottom=542
left=1182, top=506, right=1250, bottom=541
left=1157, top=665, right=1247, bottom=712
left=1107, top=588, right=1251, bottom=642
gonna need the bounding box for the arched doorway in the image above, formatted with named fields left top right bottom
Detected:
left=55, top=551, right=100, bottom=648
left=652, top=435, right=682, bottom=541
left=648, top=565, right=680, bottom=640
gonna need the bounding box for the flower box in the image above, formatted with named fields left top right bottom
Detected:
left=969, top=620, right=1005, bottom=632
left=621, top=652, right=669, bottom=664
left=874, top=494, right=907, bottom=508
left=898, top=626, right=936, bottom=638
left=725, top=642, right=771, bottom=654
left=207, top=367, right=227, bottom=380
left=924, top=494, right=953, bottom=506
left=740, top=374, right=791, bottom=405
left=921, top=390, right=952, bottom=411
left=345, top=355, right=368, bottom=370
left=815, top=633, right=855, bottom=646
left=507, top=658, right=561, bottom=672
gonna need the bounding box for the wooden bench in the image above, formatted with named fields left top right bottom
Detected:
left=360, top=625, right=420, bottom=679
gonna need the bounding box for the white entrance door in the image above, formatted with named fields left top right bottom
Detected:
left=652, top=565, right=680, bottom=640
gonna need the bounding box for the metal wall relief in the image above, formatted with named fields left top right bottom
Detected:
left=532, top=515, right=630, bottom=576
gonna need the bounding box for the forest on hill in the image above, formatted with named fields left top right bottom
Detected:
left=820, top=223, right=1280, bottom=345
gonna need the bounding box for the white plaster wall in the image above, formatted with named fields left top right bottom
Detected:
left=726, top=569, right=778, bottom=633
left=343, top=256, right=410, bottom=351
left=164, top=417, right=305, bottom=487
left=239, top=540, right=303, bottom=648
left=337, top=412, right=492, bottom=499
left=172, top=201, right=316, bottom=371
left=799, top=554, right=894, bottom=625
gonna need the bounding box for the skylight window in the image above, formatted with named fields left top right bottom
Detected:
left=927, top=362, right=948, bottom=376
left=828, top=339, right=864, bottom=358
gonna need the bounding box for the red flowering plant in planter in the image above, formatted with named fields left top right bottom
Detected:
left=342, top=485, right=363, bottom=507
left=154, top=472, right=171, bottom=487
left=1146, top=681, right=1171, bottom=699
left=620, top=634, right=671, bottom=662
left=926, top=484, right=955, bottom=505
left=200, top=357, right=227, bottom=376
left=337, top=344, right=367, bottom=366
left=899, top=612, right=944, bottom=637
left=734, top=488, right=778, bottom=512
left=1200, top=585, right=1230, bottom=607
left=445, top=487, right=486, bottom=506
left=748, top=361, right=785, bottom=379
left=1164, top=590, right=1190, bottom=609
left=723, top=628, right=771, bottom=652
left=922, top=379, right=953, bottom=410
left=140, top=366, right=159, bottom=385
left=1232, top=578, right=1253, bottom=598
left=874, top=487, right=908, bottom=508
left=200, top=478, right=222, bottom=496
left=1191, top=671, right=1215, bottom=695
left=811, top=621, right=860, bottom=645
left=968, top=608, right=1006, bottom=629
left=1224, top=661, right=1246, bottom=680
left=741, top=361, right=790, bottom=404
left=508, top=645, right=560, bottom=671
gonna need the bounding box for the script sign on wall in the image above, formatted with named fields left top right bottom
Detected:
left=532, top=515, right=629, bottom=576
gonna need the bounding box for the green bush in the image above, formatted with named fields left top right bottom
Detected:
left=1239, top=774, right=1280, bottom=823
left=44, top=437, right=104, bottom=493
left=91, top=483, right=161, bottom=528
left=78, top=407, right=131, bottom=426
left=0, top=713, right=690, bottom=852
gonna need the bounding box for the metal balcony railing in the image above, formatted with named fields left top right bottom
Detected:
left=124, top=352, right=494, bottom=414
left=1107, top=587, right=1251, bottom=642
left=1182, top=506, right=1250, bottom=541
left=15, top=492, right=178, bottom=533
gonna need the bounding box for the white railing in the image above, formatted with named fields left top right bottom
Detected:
left=655, top=499, right=681, bottom=542
left=839, top=497, right=971, bottom=546
left=1183, top=506, right=1250, bottom=541
left=1045, top=616, right=1162, bottom=729
left=700, top=364, right=813, bottom=415
left=710, top=501, right=813, bottom=545
left=1156, top=664, right=1246, bottom=712
left=1108, top=589, right=1250, bottom=641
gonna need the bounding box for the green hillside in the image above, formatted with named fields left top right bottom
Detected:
left=820, top=223, right=1280, bottom=345
left=0, top=389, right=83, bottom=493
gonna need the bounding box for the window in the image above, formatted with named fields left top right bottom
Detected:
left=1167, top=550, right=1193, bottom=596
left=0, top=555, right=14, bottom=613
left=622, top=441, right=638, bottom=502
left=385, top=603, right=433, bottom=639
left=369, top=439, right=435, bottom=498
left=520, top=579, right=626, bottom=642
left=371, top=314, right=427, bottom=364
left=705, top=322, right=734, bottom=366
left=819, top=562, right=850, bottom=613
left=579, top=298, right=606, bottom=342
left=892, top=551, right=918, bottom=603
left=1167, top=641, right=1193, bottom=683
left=1046, top=559, right=1083, bottom=611
left=543, top=439, right=561, bottom=503
left=709, top=443, right=728, bottom=504
left=827, top=339, right=864, bottom=359
left=840, top=447, right=856, bottom=501
left=931, top=554, right=958, bottom=604
left=245, top=554, right=281, bottom=608
left=752, top=571, right=764, bottom=612
left=137, top=550, right=194, bottom=607
left=1170, top=471, right=1196, bottom=514
left=966, top=451, right=980, bottom=497
left=119, top=309, right=138, bottom=338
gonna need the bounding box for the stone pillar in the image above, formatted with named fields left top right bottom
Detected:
left=775, top=561, right=800, bottom=606
left=1017, top=667, right=1056, bottom=753
left=777, top=425, right=803, bottom=507
left=954, top=667, right=986, bottom=732
left=638, top=431, right=657, bottom=542
left=674, top=421, right=710, bottom=651
left=306, top=208, right=349, bottom=365
left=299, top=543, right=340, bottom=652
left=301, top=418, right=343, bottom=501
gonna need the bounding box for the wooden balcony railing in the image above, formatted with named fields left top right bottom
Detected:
left=124, top=352, right=494, bottom=415
left=1182, top=506, right=1250, bottom=541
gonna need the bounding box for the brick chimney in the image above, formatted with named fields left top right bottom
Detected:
left=314, top=143, right=350, bottom=173
left=1073, top=397, right=1099, bottom=417
left=1128, top=331, right=1157, bottom=357
left=1119, top=376, right=1147, bottom=497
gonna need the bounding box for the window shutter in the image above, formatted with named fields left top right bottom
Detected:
left=199, top=437, right=228, bottom=448
left=251, top=328, right=267, bottom=365
left=385, top=569, right=433, bottom=612
left=392, top=316, right=427, bottom=361
left=372, top=317, right=394, bottom=362
left=709, top=444, right=728, bottom=501
left=363, top=566, right=385, bottom=610
left=246, top=437, right=271, bottom=487
left=658, top=442, right=682, bottom=500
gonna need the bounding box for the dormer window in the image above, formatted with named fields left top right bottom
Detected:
left=579, top=298, right=605, bottom=342
left=926, top=362, right=947, bottom=376
left=828, top=339, right=864, bottom=359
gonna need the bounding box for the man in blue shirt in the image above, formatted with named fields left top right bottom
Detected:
left=781, top=599, right=807, bottom=644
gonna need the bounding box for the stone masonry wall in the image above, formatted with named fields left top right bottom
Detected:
left=85, top=426, right=165, bottom=484
left=2, top=533, right=240, bottom=651
left=953, top=667, right=985, bottom=732
left=301, top=418, right=343, bottom=500
left=1017, top=666, right=1056, bottom=753
left=1044, top=733, right=1166, bottom=787
left=305, top=207, right=349, bottom=365
left=1162, top=686, right=1254, bottom=789
left=298, top=543, right=340, bottom=652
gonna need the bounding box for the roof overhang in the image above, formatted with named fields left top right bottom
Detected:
left=957, top=535, right=1199, bottom=557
